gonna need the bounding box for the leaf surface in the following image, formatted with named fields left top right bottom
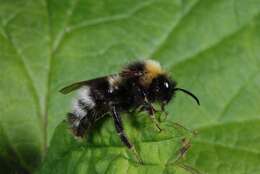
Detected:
left=0, top=0, right=260, bottom=173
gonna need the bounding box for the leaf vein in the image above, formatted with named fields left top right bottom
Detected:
left=194, top=139, right=260, bottom=155
left=217, top=70, right=259, bottom=121
left=67, top=0, right=158, bottom=33
left=169, top=12, right=260, bottom=70
left=0, top=25, right=43, bottom=153
left=148, top=0, right=201, bottom=57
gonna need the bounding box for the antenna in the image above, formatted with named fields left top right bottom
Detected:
left=174, top=88, right=200, bottom=105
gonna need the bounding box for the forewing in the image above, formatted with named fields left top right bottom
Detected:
left=59, top=76, right=109, bottom=94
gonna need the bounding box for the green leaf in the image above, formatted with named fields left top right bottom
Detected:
left=0, top=0, right=259, bottom=173
left=39, top=118, right=195, bottom=174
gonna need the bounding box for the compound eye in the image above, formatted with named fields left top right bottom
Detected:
left=164, top=82, right=169, bottom=88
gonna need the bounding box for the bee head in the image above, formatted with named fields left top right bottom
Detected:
left=148, top=74, right=200, bottom=106
left=148, top=74, right=176, bottom=104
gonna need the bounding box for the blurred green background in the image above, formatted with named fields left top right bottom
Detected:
left=0, top=0, right=260, bottom=173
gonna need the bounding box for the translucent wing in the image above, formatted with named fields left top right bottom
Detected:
left=59, top=76, right=108, bottom=94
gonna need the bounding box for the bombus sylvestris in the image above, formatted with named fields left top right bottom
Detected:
left=60, top=59, right=200, bottom=164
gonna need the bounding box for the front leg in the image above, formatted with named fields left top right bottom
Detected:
left=144, top=102, right=162, bottom=132
left=141, top=91, right=162, bottom=132
left=111, top=106, right=143, bottom=164
left=159, top=103, right=169, bottom=121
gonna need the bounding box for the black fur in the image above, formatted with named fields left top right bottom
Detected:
left=124, top=61, right=145, bottom=73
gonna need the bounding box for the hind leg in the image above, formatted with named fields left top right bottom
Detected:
left=111, top=106, right=143, bottom=164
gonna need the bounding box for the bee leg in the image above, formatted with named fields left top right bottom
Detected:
left=135, top=106, right=146, bottom=114
left=170, top=138, right=192, bottom=165
left=159, top=103, right=168, bottom=121
left=141, top=90, right=162, bottom=132
left=146, top=105, right=162, bottom=132
left=179, top=138, right=191, bottom=158
left=111, top=106, right=143, bottom=164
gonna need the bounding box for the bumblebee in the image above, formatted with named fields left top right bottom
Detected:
left=60, top=59, right=200, bottom=163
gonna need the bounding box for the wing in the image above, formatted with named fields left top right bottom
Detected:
left=59, top=76, right=109, bottom=94
left=60, top=67, right=143, bottom=95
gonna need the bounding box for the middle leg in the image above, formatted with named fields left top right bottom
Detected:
left=111, top=106, right=143, bottom=164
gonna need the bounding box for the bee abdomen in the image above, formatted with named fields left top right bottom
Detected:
left=68, top=86, right=96, bottom=137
